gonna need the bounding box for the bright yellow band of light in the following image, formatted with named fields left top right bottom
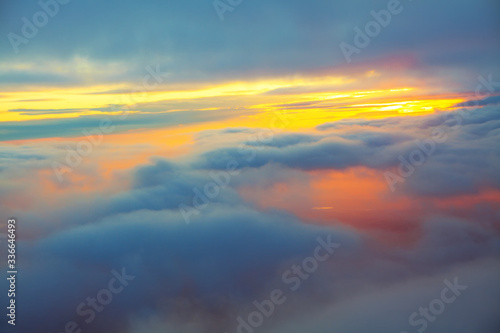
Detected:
left=0, top=74, right=466, bottom=125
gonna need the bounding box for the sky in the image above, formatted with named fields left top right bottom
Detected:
left=0, top=0, right=500, bottom=333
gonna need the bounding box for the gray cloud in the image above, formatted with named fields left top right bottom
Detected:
left=1, top=0, right=499, bottom=87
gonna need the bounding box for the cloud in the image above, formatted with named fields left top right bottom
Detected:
left=192, top=106, right=500, bottom=197
left=246, top=133, right=322, bottom=148
left=1, top=103, right=500, bottom=332
left=192, top=130, right=410, bottom=172
left=1, top=0, right=499, bottom=87
left=3, top=203, right=360, bottom=333
left=1, top=1, right=500, bottom=329
left=266, top=258, right=500, bottom=333
left=0, top=108, right=236, bottom=141
left=455, top=94, right=500, bottom=107
left=3, top=187, right=498, bottom=333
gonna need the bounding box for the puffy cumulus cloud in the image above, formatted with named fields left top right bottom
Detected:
left=1, top=1, right=499, bottom=331
left=245, top=133, right=323, bottom=149
left=2, top=184, right=499, bottom=332
left=338, top=131, right=412, bottom=148
left=192, top=130, right=411, bottom=171
left=395, top=107, right=500, bottom=197
left=1, top=110, right=500, bottom=332
left=4, top=105, right=499, bottom=238
left=3, top=203, right=361, bottom=332
left=195, top=140, right=335, bottom=170
left=1, top=107, right=500, bottom=333
left=193, top=106, right=500, bottom=197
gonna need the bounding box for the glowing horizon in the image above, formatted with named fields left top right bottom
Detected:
left=1, top=0, right=499, bottom=332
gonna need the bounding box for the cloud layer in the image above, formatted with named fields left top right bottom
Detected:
left=1, top=105, right=499, bottom=333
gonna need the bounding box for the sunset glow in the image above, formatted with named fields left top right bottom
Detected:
left=1, top=0, right=499, bottom=333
